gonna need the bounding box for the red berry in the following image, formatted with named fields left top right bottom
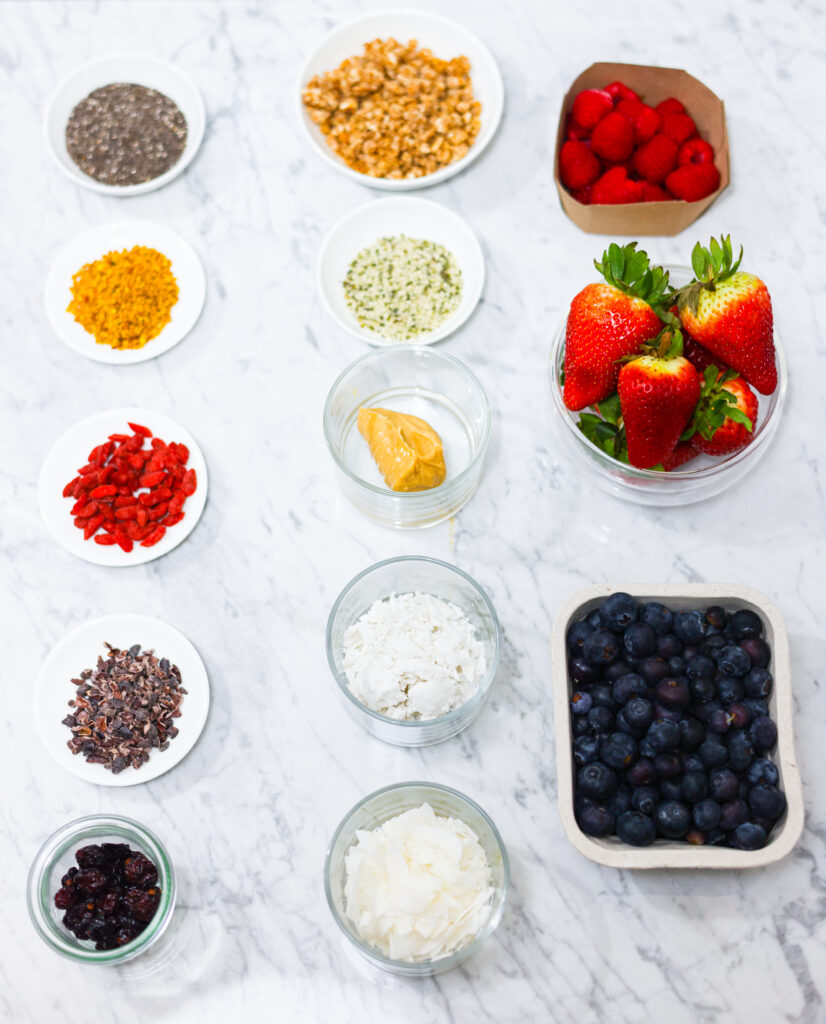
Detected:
left=570, top=185, right=593, bottom=205
left=660, top=110, right=697, bottom=146
left=616, top=98, right=662, bottom=145
left=682, top=333, right=729, bottom=373
left=559, top=140, right=601, bottom=190
left=571, top=88, right=614, bottom=130
left=665, top=163, right=720, bottom=201
left=632, top=133, right=678, bottom=184
left=655, top=97, right=685, bottom=115
left=641, top=182, right=670, bottom=201
left=565, top=116, right=591, bottom=142
left=605, top=80, right=639, bottom=104
left=590, top=166, right=644, bottom=205
left=590, top=112, right=635, bottom=162
left=678, top=137, right=715, bottom=166
left=661, top=441, right=700, bottom=471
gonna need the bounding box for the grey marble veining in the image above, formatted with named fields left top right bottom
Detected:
left=1, top=0, right=825, bottom=1021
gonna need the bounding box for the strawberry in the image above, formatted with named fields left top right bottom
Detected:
left=571, top=89, right=614, bottom=130
left=605, top=81, right=639, bottom=104
left=660, top=110, right=697, bottom=146
left=673, top=235, right=777, bottom=395
left=656, top=97, right=685, bottom=116
left=689, top=369, right=758, bottom=456
left=682, top=332, right=728, bottom=373
left=616, top=98, right=662, bottom=145
left=632, top=133, right=678, bottom=184
left=662, top=440, right=700, bottom=471
left=642, top=182, right=670, bottom=201
left=678, top=137, right=714, bottom=166
left=617, top=330, right=702, bottom=469
left=559, top=140, right=601, bottom=190
left=591, top=112, right=635, bottom=161
left=665, top=163, right=720, bottom=200
left=563, top=243, right=668, bottom=411
left=590, top=166, right=644, bottom=204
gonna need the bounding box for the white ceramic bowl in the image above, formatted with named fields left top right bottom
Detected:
left=318, top=197, right=485, bottom=346
left=45, top=221, right=206, bottom=364
left=44, top=54, right=205, bottom=195
left=35, top=614, right=210, bottom=786
left=550, top=583, right=804, bottom=869
left=38, top=407, right=208, bottom=566
left=548, top=265, right=786, bottom=506
left=298, top=10, right=504, bottom=190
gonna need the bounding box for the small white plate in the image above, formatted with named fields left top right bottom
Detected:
left=298, top=10, right=504, bottom=190
left=35, top=614, right=209, bottom=787
left=45, top=221, right=206, bottom=365
left=318, top=197, right=485, bottom=346
left=38, top=407, right=208, bottom=566
left=44, top=54, right=205, bottom=196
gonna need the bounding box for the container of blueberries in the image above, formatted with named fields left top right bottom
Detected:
left=550, top=584, right=804, bottom=868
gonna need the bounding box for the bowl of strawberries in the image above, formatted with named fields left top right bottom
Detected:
left=549, top=236, right=786, bottom=506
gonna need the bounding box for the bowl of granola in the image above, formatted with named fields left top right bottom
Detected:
left=298, top=10, right=504, bottom=189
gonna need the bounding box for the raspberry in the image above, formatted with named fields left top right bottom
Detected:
left=590, top=166, right=644, bottom=205
left=616, top=99, right=662, bottom=145
left=571, top=88, right=614, bottom=130
left=570, top=185, right=593, bottom=205
left=665, top=162, right=720, bottom=201
left=604, top=80, right=639, bottom=104
left=559, top=140, right=601, bottom=190
left=678, top=137, right=715, bottom=166
left=641, top=182, right=670, bottom=201
left=655, top=97, right=685, bottom=115
left=590, top=112, right=635, bottom=162
left=632, top=133, right=678, bottom=184
left=564, top=116, right=591, bottom=142
left=660, top=110, right=697, bottom=146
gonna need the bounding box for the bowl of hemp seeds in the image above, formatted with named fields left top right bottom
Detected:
left=45, top=54, right=205, bottom=195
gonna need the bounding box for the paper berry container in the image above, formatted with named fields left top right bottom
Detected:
left=553, top=62, right=729, bottom=236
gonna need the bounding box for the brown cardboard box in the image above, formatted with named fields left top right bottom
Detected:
left=554, top=62, right=729, bottom=236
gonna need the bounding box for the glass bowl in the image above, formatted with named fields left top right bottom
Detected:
left=324, top=782, right=509, bottom=976
left=548, top=266, right=787, bottom=506
left=323, top=346, right=490, bottom=528
left=326, top=556, right=501, bottom=746
left=27, top=814, right=176, bottom=964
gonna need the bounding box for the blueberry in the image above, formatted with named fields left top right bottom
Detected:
left=655, top=800, right=691, bottom=838
left=744, top=668, right=773, bottom=700
left=659, top=778, right=683, bottom=801
left=717, top=645, right=751, bottom=677
left=726, top=609, right=763, bottom=640
left=673, top=610, right=707, bottom=645
left=586, top=609, right=603, bottom=630
left=653, top=705, right=682, bottom=724
left=746, top=759, right=779, bottom=787
left=612, top=673, right=648, bottom=705
left=679, top=717, right=705, bottom=751
left=587, top=706, right=614, bottom=733
left=681, top=753, right=704, bottom=774
left=583, top=630, right=620, bottom=666
left=654, top=753, right=681, bottom=779
left=577, top=762, right=618, bottom=800
left=709, top=708, right=732, bottom=734
left=690, top=677, right=716, bottom=703
left=570, top=657, right=601, bottom=686
left=749, top=784, right=786, bottom=820
left=731, top=822, right=767, bottom=850
left=705, top=606, right=728, bottom=629
left=727, top=730, right=755, bottom=771
left=573, top=735, right=601, bottom=765
left=576, top=804, right=615, bottom=837
left=601, top=733, right=637, bottom=769
left=571, top=691, right=593, bottom=716
left=616, top=810, right=657, bottom=847
left=700, top=634, right=727, bottom=658
left=638, top=657, right=671, bottom=686
left=716, top=676, right=745, bottom=704
left=668, top=656, right=687, bottom=676
left=655, top=677, right=691, bottom=711
left=682, top=645, right=699, bottom=662
left=719, top=798, right=749, bottom=831
left=607, top=786, right=631, bottom=817
left=605, top=661, right=634, bottom=683
left=699, top=737, right=728, bottom=768
left=627, top=758, right=655, bottom=786
left=590, top=684, right=616, bottom=710
left=573, top=717, right=590, bottom=738
left=631, top=786, right=658, bottom=815
left=600, top=593, right=639, bottom=633
left=624, top=697, right=654, bottom=730
left=709, top=768, right=740, bottom=803
left=693, top=699, right=722, bottom=725
left=740, top=636, right=770, bottom=668
left=614, top=709, right=643, bottom=738
left=742, top=697, right=769, bottom=718
left=638, top=737, right=658, bottom=760
left=567, top=620, right=594, bottom=656
left=706, top=827, right=727, bottom=846
left=727, top=703, right=751, bottom=729
left=640, top=601, right=673, bottom=635
left=682, top=771, right=708, bottom=803
left=685, top=828, right=706, bottom=845
left=692, top=798, right=721, bottom=831
left=646, top=719, right=680, bottom=752
left=623, top=622, right=657, bottom=658
left=686, top=655, right=716, bottom=681
left=657, top=634, right=683, bottom=659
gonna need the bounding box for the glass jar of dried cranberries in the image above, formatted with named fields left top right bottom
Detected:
left=27, top=814, right=175, bottom=964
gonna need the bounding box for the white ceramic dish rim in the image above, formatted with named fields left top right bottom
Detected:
left=550, top=583, right=804, bottom=869
left=316, top=196, right=486, bottom=347
left=44, top=54, right=205, bottom=196
left=323, top=780, right=510, bottom=970
left=325, top=555, right=501, bottom=729
left=296, top=9, right=505, bottom=190
left=322, top=344, right=491, bottom=497
left=548, top=265, right=788, bottom=481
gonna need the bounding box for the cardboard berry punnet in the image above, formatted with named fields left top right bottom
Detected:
left=554, top=62, right=729, bottom=236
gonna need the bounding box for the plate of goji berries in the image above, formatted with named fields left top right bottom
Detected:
left=34, top=613, right=210, bottom=786
left=38, top=408, right=208, bottom=565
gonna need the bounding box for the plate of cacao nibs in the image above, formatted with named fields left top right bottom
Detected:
left=35, top=614, right=209, bottom=786
left=38, top=407, right=208, bottom=566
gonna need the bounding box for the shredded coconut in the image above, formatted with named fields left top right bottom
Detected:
left=342, top=592, right=487, bottom=720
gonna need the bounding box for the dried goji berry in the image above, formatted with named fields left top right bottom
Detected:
left=140, top=525, right=166, bottom=547
left=136, top=507, right=149, bottom=528
left=114, top=530, right=133, bottom=553
left=114, top=507, right=138, bottom=520
left=94, top=534, right=117, bottom=546
left=62, top=477, right=80, bottom=498
left=127, top=454, right=145, bottom=470
left=114, top=495, right=137, bottom=508
left=127, top=422, right=153, bottom=437
left=168, top=493, right=185, bottom=513
left=150, top=438, right=166, bottom=451
left=108, top=433, right=130, bottom=442
left=124, top=435, right=143, bottom=454
left=70, top=497, right=87, bottom=515
left=73, top=516, right=90, bottom=529
left=83, top=515, right=104, bottom=540
left=90, top=484, right=118, bottom=499
left=76, top=502, right=98, bottom=518
left=139, top=471, right=166, bottom=488
left=181, top=469, right=197, bottom=496
left=163, top=511, right=184, bottom=527
left=148, top=502, right=169, bottom=521
left=78, top=463, right=97, bottom=476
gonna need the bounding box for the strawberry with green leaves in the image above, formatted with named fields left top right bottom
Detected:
left=673, top=235, right=777, bottom=394
left=563, top=243, right=667, bottom=412
left=687, top=367, right=758, bottom=456
left=617, top=329, right=701, bottom=469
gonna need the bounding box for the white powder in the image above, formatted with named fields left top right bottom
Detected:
left=342, top=592, right=487, bottom=720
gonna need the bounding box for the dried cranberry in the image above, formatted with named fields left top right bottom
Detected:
left=116, top=923, right=141, bottom=946
left=60, top=866, right=78, bottom=887
left=75, top=845, right=107, bottom=868
left=125, top=887, right=160, bottom=923
left=96, top=892, right=119, bottom=915
left=124, top=853, right=157, bottom=886
left=74, top=868, right=108, bottom=893
left=54, top=887, right=77, bottom=910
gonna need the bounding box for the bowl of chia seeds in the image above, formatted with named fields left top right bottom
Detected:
left=317, top=197, right=485, bottom=347
left=44, top=54, right=205, bottom=195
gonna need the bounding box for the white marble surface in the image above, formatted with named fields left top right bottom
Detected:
left=1, top=0, right=825, bottom=1021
